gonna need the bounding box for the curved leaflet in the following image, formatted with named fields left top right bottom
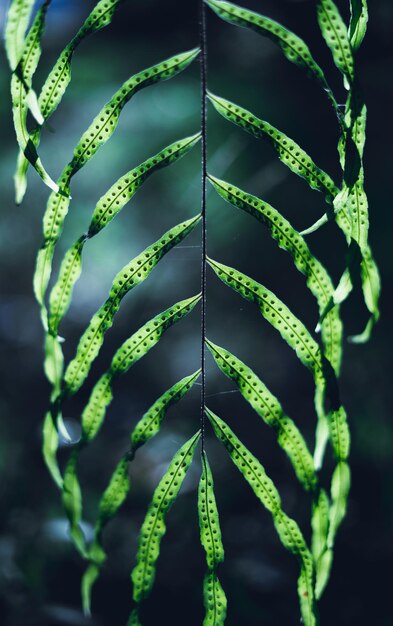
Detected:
left=207, top=94, right=339, bottom=206
left=130, top=432, right=200, bottom=609
left=206, top=408, right=316, bottom=626
left=5, top=0, right=36, bottom=71
left=33, top=47, right=200, bottom=319
left=81, top=370, right=200, bottom=614
left=63, top=216, right=201, bottom=396
left=14, top=0, right=125, bottom=203
left=48, top=134, right=201, bottom=336
left=317, top=0, right=354, bottom=88
left=199, top=451, right=227, bottom=626
left=207, top=174, right=342, bottom=373
left=10, top=1, right=60, bottom=194
left=82, top=456, right=131, bottom=615
left=205, top=0, right=336, bottom=110
left=206, top=339, right=316, bottom=491
left=79, top=294, right=201, bottom=443
left=349, top=0, right=368, bottom=51
left=130, top=370, right=201, bottom=453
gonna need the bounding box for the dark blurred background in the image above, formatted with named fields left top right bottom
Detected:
left=0, top=0, right=392, bottom=624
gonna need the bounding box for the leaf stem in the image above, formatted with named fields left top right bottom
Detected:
left=199, top=0, right=208, bottom=451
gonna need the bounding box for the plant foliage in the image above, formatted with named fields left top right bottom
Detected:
left=4, top=0, right=378, bottom=624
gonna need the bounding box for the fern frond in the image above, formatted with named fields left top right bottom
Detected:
left=317, top=0, right=354, bottom=88
left=206, top=339, right=316, bottom=491
left=205, top=0, right=336, bottom=111
left=207, top=94, right=338, bottom=205
left=205, top=408, right=316, bottom=626
left=207, top=175, right=342, bottom=373
left=33, top=47, right=200, bottom=320
left=199, top=451, right=227, bottom=626
left=62, top=217, right=200, bottom=396
left=10, top=1, right=60, bottom=194
left=4, top=0, right=35, bottom=71
left=131, top=432, right=201, bottom=604
left=79, top=294, right=201, bottom=443
left=48, top=135, right=201, bottom=336
left=14, top=0, right=124, bottom=203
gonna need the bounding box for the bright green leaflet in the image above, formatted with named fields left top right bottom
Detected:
left=311, top=489, right=332, bottom=599
left=199, top=451, right=227, bottom=626
left=62, top=217, right=201, bottom=397
left=206, top=339, right=317, bottom=491
left=58, top=297, right=201, bottom=565
left=206, top=408, right=316, bottom=626
left=205, top=0, right=337, bottom=111
left=207, top=94, right=339, bottom=206
left=207, top=257, right=350, bottom=472
left=48, top=133, right=201, bottom=336
left=130, top=370, right=201, bottom=453
left=33, top=47, right=200, bottom=325
left=317, top=0, right=354, bottom=87
left=10, top=0, right=60, bottom=195
left=207, top=257, right=326, bottom=384
left=349, top=0, right=368, bottom=51
left=207, top=174, right=342, bottom=374
left=82, top=370, right=201, bottom=614
left=14, top=0, right=125, bottom=203
left=79, top=294, right=201, bottom=443
left=62, top=450, right=88, bottom=559
left=130, top=432, right=201, bottom=608
left=82, top=456, right=131, bottom=615
left=4, top=0, right=35, bottom=71
left=328, top=461, right=351, bottom=548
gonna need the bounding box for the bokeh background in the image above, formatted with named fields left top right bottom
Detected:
left=0, top=0, right=392, bottom=624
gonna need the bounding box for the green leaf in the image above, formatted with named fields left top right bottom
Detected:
left=206, top=408, right=316, bottom=626
left=203, top=572, right=227, bottom=626
left=82, top=456, right=131, bottom=615
left=88, top=132, right=201, bottom=236
left=63, top=217, right=201, bottom=396
left=42, top=410, right=63, bottom=489
left=349, top=0, right=368, bottom=52
left=205, top=0, right=336, bottom=109
left=48, top=236, right=85, bottom=337
left=79, top=294, right=201, bottom=443
left=131, top=432, right=201, bottom=603
left=206, top=339, right=317, bottom=491
left=327, top=461, right=351, bottom=548
left=199, top=451, right=227, bottom=626
left=15, top=0, right=124, bottom=203
left=207, top=175, right=342, bottom=373
left=311, top=488, right=332, bottom=599
left=48, top=135, right=200, bottom=336
left=4, top=0, right=36, bottom=71
left=43, top=333, right=64, bottom=394
left=10, top=1, right=60, bottom=195
left=317, top=0, right=354, bottom=88
left=199, top=451, right=225, bottom=570
left=33, top=48, right=200, bottom=319
left=207, top=258, right=326, bottom=383
left=207, top=95, right=339, bottom=206
left=62, top=450, right=88, bottom=558
left=131, top=370, right=201, bottom=452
